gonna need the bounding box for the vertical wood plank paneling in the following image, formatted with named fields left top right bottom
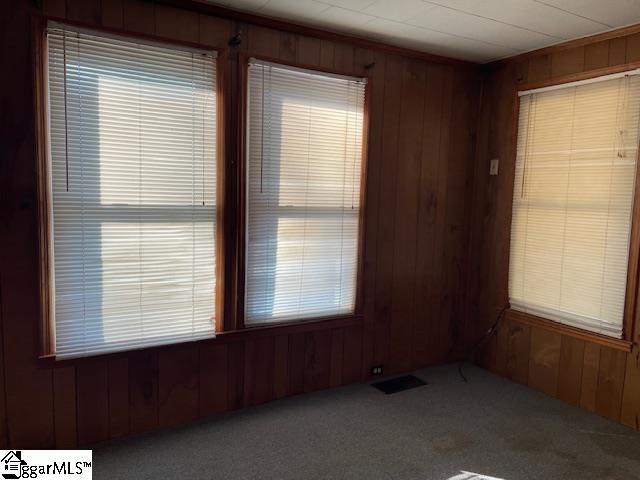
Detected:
left=361, top=52, right=386, bottom=377
left=244, top=337, right=275, bottom=406
left=77, top=361, right=109, bottom=445
left=489, top=70, right=517, bottom=321
left=584, top=41, right=609, bottom=70
left=476, top=335, right=497, bottom=372
left=440, top=71, right=477, bottom=359
left=330, top=329, right=344, bottom=387
left=580, top=342, right=601, bottom=412
left=557, top=336, right=585, bottom=406
left=342, top=325, right=363, bottom=385
left=527, top=54, right=551, bottom=82
left=528, top=328, right=561, bottom=396
left=248, top=25, right=280, bottom=57
left=53, top=366, right=77, bottom=448
left=513, top=59, right=529, bottom=84
left=155, top=5, right=199, bottom=43
left=122, top=0, right=155, bottom=35
left=462, top=64, right=493, bottom=364
left=296, top=36, right=321, bottom=65
left=356, top=45, right=379, bottom=381
left=360, top=323, right=375, bottom=380
left=66, top=0, right=101, bottom=24
left=0, top=291, right=6, bottom=449
left=621, top=346, right=640, bottom=429
left=354, top=47, right=374, bottom=75
left=494, top=321, right=509, bottom=375
left=627, top=33, right=640, bottom=62
left=227, top=342, right=245, bottom=410
left=288, top=333, right=306, bottom=395
left=333, top=43, right=354, bottom=71
left=373, top=55, right=404, bottom=370
left=303, top=331, right=332, bottom=392
left=158, top=346, right=199, bottom=427
left=43, top=0, right=66, bottom=17
left=101, top=0, right=123, bottom=29
left=198, top=15, right=232, bottom=48
left=389, top=59, right=427, bottom=374
left=278, top=32, right=297, bottom=61
left=413, top=64, right=445, bottom=368
left=273, top=335, right=289, bottom=399
left=506, top=320, right=531, bottom=384
left=129, top=351, right=159, bottom=434
left=199, top=343, right=228, bottom=416
left=550, top=47, right=585, bottom=77
left=595, top=347, right=626, bottom=421
left=609, top=37, right=627, bottom=65
left=429, top=66, right=455, bottom=364
left=319, top=40, right=335, bottom=69
left=108, top=358, right=129, bottom=439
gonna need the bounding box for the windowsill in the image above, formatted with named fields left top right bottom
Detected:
left=505, top=308, right=633, bottom=352
left=238, top=313, right=362, bottom=335
left=39, top=313, right=363, bottom=367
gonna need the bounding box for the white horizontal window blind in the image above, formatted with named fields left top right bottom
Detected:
left=509, top=72, right=640, bottom=338
left=245, top=59, right=366, bottom=324
left=47, top=25, right=218, bottom=358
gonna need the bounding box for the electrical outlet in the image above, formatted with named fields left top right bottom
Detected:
left=371, top=365, right=384, bottom=376
left=489, top=158, right=499, bottom=176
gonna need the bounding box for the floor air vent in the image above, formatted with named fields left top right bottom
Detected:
left=371, top=374, right=427, bottom=394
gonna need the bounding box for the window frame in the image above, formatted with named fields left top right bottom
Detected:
left=33, top=17, right=372, bottom=363
left=506, top=63, right=640, bottom=351
left=33, top=17, right=228, bottom=359
left=234, top=53, right=371, bottom=331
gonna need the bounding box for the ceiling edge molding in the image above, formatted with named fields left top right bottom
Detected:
left=152, top=0, right=478, bottom=68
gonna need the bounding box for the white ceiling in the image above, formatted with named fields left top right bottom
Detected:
left=204, top=0, right=640, bottom=63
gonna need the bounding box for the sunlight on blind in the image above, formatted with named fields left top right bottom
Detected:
left=509, top=73, right=640, bottom=338
left=245, top=59, right=366, bottom=324
left=47, top=25, right=217, bottom=358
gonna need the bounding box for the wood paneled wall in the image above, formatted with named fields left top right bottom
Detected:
left=467, top=27, right=640, bottom=431
left=0, top=0, right=480, bottom=447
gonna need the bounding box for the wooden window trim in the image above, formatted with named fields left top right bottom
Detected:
left=506, top=63, right=640, bottom=348
left=33, top=15, right=54, bottom=358
left=505, top=309, right=633, bottom=352
left=41, top=313, right=363, bottom=368
left=33, top=16, right=228, bottom=359
left=34, top=15, right=369, bottom=362
left=234, top=53, right=372, bottom=331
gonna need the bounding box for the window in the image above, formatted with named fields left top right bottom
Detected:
left=46, top=25, right=218, bottom=358
left=509, top=71, right=640, bottom=338
left=245, top=59, right=366, bottom=324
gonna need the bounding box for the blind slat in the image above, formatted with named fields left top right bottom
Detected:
left=245, top=60, right=366, bottom=324
left=509, top=74, right=640, bottom=338
left=47, top=26, right=218, bottom=358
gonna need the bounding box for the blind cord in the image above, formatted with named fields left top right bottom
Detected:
left=458, top=304, right=509, bottom=383
left=191, top=52, right=197, bottom=333
left=62, top=30, right=69, bottom=192
left=202, top=53, right=207, bottom=206
left=260, top=65, right=265, bottom=194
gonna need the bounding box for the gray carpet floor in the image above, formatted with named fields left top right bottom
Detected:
left=94, top=364, right=640, bottom=480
